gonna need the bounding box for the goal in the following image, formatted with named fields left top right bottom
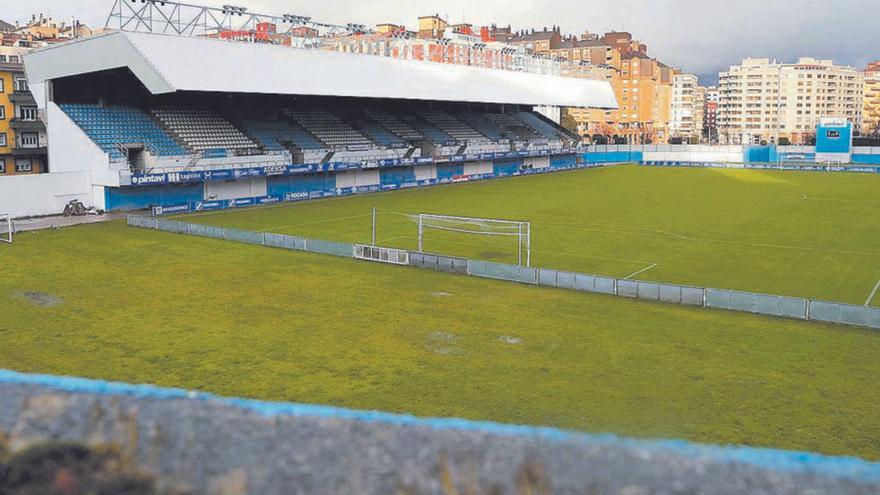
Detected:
left=0, top=213, right=12, bottom=244
left=413, top=213, right=531, bottom=267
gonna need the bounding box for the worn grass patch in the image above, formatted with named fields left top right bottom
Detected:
left=1, top=220, right=879, bottom=460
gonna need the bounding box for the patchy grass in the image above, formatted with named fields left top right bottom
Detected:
left=1, top=220, right=879, bottom=460
left=186, top=165, right=880, bottom=305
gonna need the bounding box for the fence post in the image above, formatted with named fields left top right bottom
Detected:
left=806, top=300, right=812, bottom=321
left=613, top=278, right=619, bottom=297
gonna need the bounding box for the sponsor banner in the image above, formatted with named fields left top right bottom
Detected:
left=202, top=170, right=234, bottom=181
left=194, top=200, right=224, bottom=211
left=131, top=174, right=168, bottom=186
left=284, top=191, right=310, bottom=202
left=152, top=204, right=191, bottom=216
left=227, top=198, right=255, bottom=208
left=233, top=168, right=264, bottom=179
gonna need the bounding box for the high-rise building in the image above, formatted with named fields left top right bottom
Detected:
left=561, top=32, right=674, bottom=144
left=862, top=62, right=880, bottom=137
left=718, top=58, right=863, bottom=145
left=703, top=86, right=719, bottom=143
left=670, top=73, right=702, bottom=142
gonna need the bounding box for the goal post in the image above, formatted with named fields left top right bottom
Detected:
left=415, top=213, right=531, bottom=267
left=0, top=213, right=13, bottom=244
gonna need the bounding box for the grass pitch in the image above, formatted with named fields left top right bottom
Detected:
left=186, top=165, right=880, bottom=306
left=0, top=228, right=879, bottom=458
left=1, top=165, right=879, bottom=460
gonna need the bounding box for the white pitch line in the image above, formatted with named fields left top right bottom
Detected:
left=865, top=279, right=880, bottom=307
left=624, top=263, right=659, bottom=280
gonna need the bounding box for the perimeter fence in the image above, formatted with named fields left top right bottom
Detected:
left=128, top=215, right=880, bottom=330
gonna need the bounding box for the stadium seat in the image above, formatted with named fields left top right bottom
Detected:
left=60, top=103, right=187, bottom=159
left=151, top=107, right=259, bottom=152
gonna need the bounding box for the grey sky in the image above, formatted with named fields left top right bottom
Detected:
left=8, top=0, right=878, bottom=84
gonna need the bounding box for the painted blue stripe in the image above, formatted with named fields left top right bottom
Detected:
left=1, top=368, right=879, bottom=482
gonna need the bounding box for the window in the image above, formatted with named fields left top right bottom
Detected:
left=14, top=78, right=28, bottom=92
left=15, top=159, right=32, bottom=173
left=0, top=106, right=4, bottom=120
left=0, top=78, right=3, bottom=93
left=0, top=55, right=5, bottom=62
left=19, top=106, right=37, bottom=121
left=20, top=132, right=38, bottom=147
left=0, top=133, right=6, bottom=147
left=0, top=159, right=5, bottom=173
left=9, top=55, right=18, bottom=63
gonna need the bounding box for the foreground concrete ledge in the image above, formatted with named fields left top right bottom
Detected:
left=1, top=369, right=878, bottom=494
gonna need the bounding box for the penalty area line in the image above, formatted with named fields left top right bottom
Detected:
left=623, top=263, right=659, bottom=280
left=865, top=279, right=880, bottom=307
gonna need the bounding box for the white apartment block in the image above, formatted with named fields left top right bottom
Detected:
left=670, top=73, right=702, bottom=141
left=718, top=58, right=863, bottom=145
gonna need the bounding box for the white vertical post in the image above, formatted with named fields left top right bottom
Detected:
left=371, top=206, right=377, bottom=247
left=418, top=214, right=424, bottom=253
left=517, top=223, right=523, bottom=266
left=526, top=222, right=531, bottom=268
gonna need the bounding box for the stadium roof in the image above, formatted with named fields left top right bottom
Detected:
left=24, top=31, right=617, bottom=109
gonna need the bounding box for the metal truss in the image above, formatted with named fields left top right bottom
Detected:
left=104, top=0, right=362, bottom=48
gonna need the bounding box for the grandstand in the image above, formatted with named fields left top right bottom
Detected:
left=20, top=7, right=615, bottom=214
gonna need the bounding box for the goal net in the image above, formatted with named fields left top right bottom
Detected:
left=410, top=213, right=531, bottom=266
left=0, top=214, right=12, bottom=244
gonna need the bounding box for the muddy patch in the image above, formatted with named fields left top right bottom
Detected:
left=497, top=336, right=523, bottom=346
left=431, top=291, right=452, bottom=297
left=426, top=331, right=460, bottom=356
left=16, top=291, right=63, bottom=307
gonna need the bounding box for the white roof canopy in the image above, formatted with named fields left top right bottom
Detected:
left=25, top=31, right=618, bottom=109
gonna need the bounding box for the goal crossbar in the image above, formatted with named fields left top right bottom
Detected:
left=414, top=213, right=531, bottom=267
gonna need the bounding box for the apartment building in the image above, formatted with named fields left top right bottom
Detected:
left=670, top=73, right=702, bottom=142
left=718, top=58, right=863, bottom=145
left=704, top=86, right=719, bottom=143
left=559, top=33, right=673, bottom=144
left=0, top=47, right=47, bottom=176
left=507, top=27, right=562, bottom=54
left=862, top=62, right=880, bottom=137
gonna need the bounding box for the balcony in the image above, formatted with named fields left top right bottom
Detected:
left=8, top=91, right=36, bottom=104
left=9, top=119, right=45, bottom=132
left=12, top=146, right=47, bottom=156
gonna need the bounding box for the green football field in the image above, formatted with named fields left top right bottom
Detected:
left=185, top=165, right=880, bottom=306
left=1, top=165, right=880, bottom=461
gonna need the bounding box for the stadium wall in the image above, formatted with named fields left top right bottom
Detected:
left=2, top=369, right=879, bottom=495
left=584, top=144, right=880, bottom=170
left=105, top=153, right=589, bottom=214
left=0, top=171, right=91, bottom=217
left=46, top=102, right=120, bottom=211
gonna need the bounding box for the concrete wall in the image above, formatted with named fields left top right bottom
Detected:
left=2, top=369, right=879, bottom=495
left=46, top=101, right=119, bottom=210
left=0, top=171, right=90, bottom=217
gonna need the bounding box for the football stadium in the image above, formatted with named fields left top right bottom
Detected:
left=2, top=1, right=880, bottom=493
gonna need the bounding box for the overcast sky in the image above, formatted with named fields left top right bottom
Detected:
left=8, top=0, right=878, bottom=84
